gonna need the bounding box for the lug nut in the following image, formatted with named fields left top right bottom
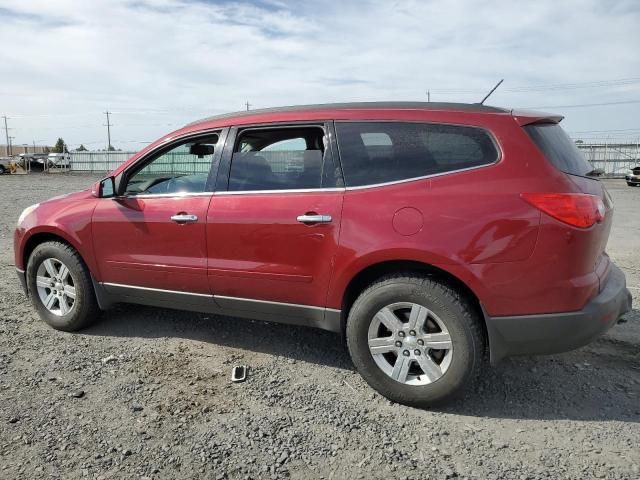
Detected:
left=409, top=330, right=416, bottom=336
left=398, top=331, right=405, bottom=338
left=403, top=350, right=410, bottom=357
left=417, top=339, right=424, bottom=346
left=395, top=341, right=402, bottom=347
left=414, top=349, right=421, bottom=355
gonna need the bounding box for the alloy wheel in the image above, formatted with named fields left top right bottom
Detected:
left=35, top=258, right=76, bottom=316
left=367, top=302, right=453, bottom=385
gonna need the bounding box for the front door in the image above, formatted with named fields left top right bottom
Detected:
left=92, top=131, right=224, bottom=299
left=206, top=123, right=344, bottom=322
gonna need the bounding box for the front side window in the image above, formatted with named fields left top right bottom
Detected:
left=228, top=126, right=336, bottom=191
left=336, top=122, right=499, bottom=187
left=125, top=133, right=220, bottom=195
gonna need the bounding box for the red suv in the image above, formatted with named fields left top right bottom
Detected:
left=14, top=102, right=632, bottom=406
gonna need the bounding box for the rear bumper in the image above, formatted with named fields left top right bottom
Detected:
left=486, top=263, right=632, bottom=364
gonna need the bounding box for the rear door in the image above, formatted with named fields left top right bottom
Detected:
left=206, top=122, right=344, bottom=318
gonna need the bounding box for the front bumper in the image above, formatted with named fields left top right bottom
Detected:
left=486, top=263, right=632, bottom=364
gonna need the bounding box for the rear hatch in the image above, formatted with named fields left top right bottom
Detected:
left=524, top=122, right=613, bottom=290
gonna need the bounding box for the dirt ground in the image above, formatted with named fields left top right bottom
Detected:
left=0, top=173, right=638, bottom=480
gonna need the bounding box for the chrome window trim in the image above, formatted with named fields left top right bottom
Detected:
left=120, top=192, right=215, bottom=199
left=342, top=162, right=497, bottom=191
left=214, top=187, right=345, bottom=196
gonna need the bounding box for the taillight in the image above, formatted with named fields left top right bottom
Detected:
left=521, top=192, right=605, bottom=228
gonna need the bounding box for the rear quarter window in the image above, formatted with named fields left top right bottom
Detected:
left=335, top=122, right=498, bottom=187
left=524, top=123, right=593, bottom=177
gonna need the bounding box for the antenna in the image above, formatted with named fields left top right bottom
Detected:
left=479, top=79, right=504, bottom=105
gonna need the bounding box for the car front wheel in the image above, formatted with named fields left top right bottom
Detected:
left=26, top=241, right=99, bottom=331
left=346, top=275, right=485, bottom=407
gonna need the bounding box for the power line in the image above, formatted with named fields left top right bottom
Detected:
left=104, top=110, right=113, bottom=150
left=2, top=116, right=11, bottom=155
left=526, top=99, right=640, bottom=109
left=432, top=76, right=640, bottom=94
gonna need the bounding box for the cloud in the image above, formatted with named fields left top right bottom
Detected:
left=0, top=0, right=639, bottom=149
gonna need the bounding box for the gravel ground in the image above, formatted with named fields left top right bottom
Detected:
left=0, top=173, right=638, bottom=480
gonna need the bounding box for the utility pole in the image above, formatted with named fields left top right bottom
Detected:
left=3, top=115, right=11, bottom=156
left=426, top=90, right=431, bottom=102
left=104, top=110, right=113, bottom=151
left=245, top=101, right=251, bottom=111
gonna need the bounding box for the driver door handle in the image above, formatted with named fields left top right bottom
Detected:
left=296, top=214, right=332, bottom=224
left=171, top=213, right=198, bottom=224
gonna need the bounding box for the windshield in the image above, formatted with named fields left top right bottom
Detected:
left=525, top=123, right=595, bottom=177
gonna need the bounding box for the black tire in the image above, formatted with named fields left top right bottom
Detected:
left=26, top=241, right=99, bottom=331
left=346, top=274, right=485, bottom=407
left=628, top=182, right=638, bottom=187
left=0, top=165, right=6, bottom=174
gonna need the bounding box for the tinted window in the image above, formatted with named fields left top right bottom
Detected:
left=229, top=126, right=338, bottom=191
left=125, top=134, right=219, bottom=195
left=525, top=123, right=594, bottom=177
left=335, top=122, right=498, bottom=187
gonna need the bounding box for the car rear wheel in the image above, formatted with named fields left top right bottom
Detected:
left=26, top=241, right=99, bottom=331
left=0, top=165, right=6, bottom=174
left=346, top=275, right=485, bottom=407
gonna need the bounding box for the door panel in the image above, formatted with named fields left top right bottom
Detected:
left=93, top=196, right=212, bottom=293
left=206, top=191, right=343, bottom=306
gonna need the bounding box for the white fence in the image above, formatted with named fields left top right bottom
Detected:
left=576, top=142, right=640, bottom=177
left=69, top=151, right=137, bottom=173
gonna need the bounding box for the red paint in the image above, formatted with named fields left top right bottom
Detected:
left=206, top=191, right=343, bottom=306
left=14, top=104, right=615, bottom=320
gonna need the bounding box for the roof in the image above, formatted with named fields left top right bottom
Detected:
left=187, top=101, right=509, bottom=127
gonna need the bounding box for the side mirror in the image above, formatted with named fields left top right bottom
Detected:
left=92, top=177, right=115, bottom=198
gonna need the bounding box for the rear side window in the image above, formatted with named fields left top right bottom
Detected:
left=525, top=123, right=593, bottom=177
left=335, top=122, right=498, bottom=187
left=229, top=126, right=339, bottom=191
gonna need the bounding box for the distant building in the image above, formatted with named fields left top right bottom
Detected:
left=0, top=145, right=48, bottom=156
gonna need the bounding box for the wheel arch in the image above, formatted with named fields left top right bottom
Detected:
left=22, top=230, right=111, bottom=310
left=23, top=231, right=84, bottom=272
left=339, top=259, right=488, bottom=345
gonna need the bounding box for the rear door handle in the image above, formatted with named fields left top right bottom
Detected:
left=171, top=213, right=198, bottom=224
left=296, top=214, right=332, bottom=224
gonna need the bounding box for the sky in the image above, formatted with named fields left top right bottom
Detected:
left=0, top=0, right=639, bottom=151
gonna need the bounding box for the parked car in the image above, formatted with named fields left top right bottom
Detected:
left=47, top=152, right=71, bottom=169
left=0, top=156, right=11, bottom=174
left=18, top=153, right=43, bottom=170
left=14, top=102, right=632, bottom=406
left=625, top=166, right=640, bottom=186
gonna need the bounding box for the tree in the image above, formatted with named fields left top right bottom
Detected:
left=52, top=138, right=66, bottom=153
left=575, top=139, right=584, bottom=144
left=76, top=144, right=88, bottom=151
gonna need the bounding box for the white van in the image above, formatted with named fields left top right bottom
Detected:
left=47, top=153, right=71, bottom=169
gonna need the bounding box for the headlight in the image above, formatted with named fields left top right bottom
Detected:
left=17, top=203, right=39, bottom=226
